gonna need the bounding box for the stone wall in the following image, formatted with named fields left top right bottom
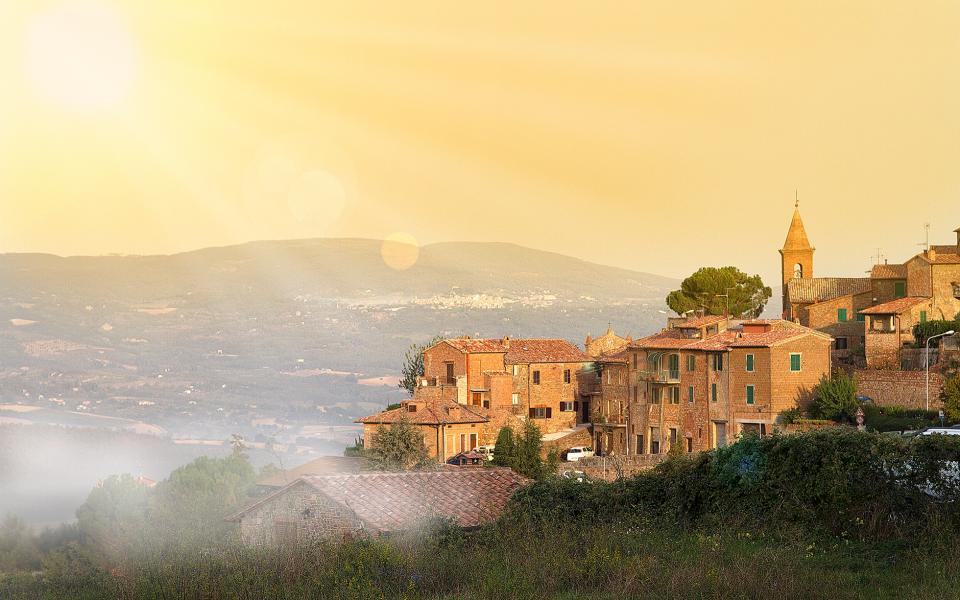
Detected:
left=574, top=454, right=667, bottom=482
left=238, top=481, right=363, bottom=546
left=854, top=369, right=944, bottom=410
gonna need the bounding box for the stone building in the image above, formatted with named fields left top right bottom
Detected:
left=356, top=398, right=490, bottom=462
left=595, top=315, right=832, bottom=455
left=580, top=348, right=630, bottom=455
left=357, top=336, right=594, bottom=458
left=227, top=469, right=528, bottom=546
left=779, top=204, right=960, bottom=367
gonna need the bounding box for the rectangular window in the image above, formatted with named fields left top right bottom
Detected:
left=669, top=428, right=678, bottom=445
left=746, top=384, right=755, bottom=405
left=559, top=401, right=575, bottom=412
left=633, top=385, right=639, bottom=404
left=837, top=308, right=848, bottom=322
left=712, top=354, right=724, bottom=372
left=633, top=353, right=638, bottom=369
left=895, top=281, right=906, bottom=298
left=606, top=370, right=611, bottom=384
left=686, top=438, right=693, bottom=453
left=445, top=362, right=455, bottom=384
left=688, top=386, right=694, bottom=403
left=835, top=337, right=848, bottom=350
left=471, top=392, right=482, bottom=406
left=920, top=311, right=928, bottom=323
left=746, top=354, right=754, bottom=372
left=512, top=364, right=519, bottom=376
left=711, top=383, right=717, bottom=403
left=563, top=369, right=571, bottom=384
left=636, top=435, right=644, bottom=455
left=533, top=370, right=541, bottom=385
left=529, top=407, right=551, bottom=419
left=511, top=393, right=519, bottom=405
left=790, top=353, right=802, bottom=372
left=669, top=387, right=680, bottom=404
left=856, top=312, right=865, bottom=322
left=652, top=389, right=661, bottom=404
left=686, top=355, right=695, bottom=371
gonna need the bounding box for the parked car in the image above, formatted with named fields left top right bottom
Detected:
left=919, top=428, right=960, bottom=436
left=564, top=447, right=594, bottom=462
left=475, top=445, right=495, bottom=461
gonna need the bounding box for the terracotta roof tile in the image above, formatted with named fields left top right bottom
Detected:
left=673, top=315, right=726, bottom=328
left=633, top=320, right=829, bottom=350
left=504, top=339, right=591, bottom=364
left=786, top=277, right=871, bottom=304
left=870, top=263, right=907, bottom=279
left=859, top=297, right=929, bottom=315
left=928, top=246, right=960, bottom=264
left=304, top=469, right=529, bottom=531
left=356, top=399, right=488, bottom=425
left=438, top=337, right=590, bottom=364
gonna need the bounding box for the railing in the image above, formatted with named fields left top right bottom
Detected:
left=638, top=369, right=680, bottom=383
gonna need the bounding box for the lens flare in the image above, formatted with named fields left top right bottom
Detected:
left=381, top=232, right=419, bottom=271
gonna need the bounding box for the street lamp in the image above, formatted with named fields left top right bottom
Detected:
left=926, top=330, right=956, bottom=411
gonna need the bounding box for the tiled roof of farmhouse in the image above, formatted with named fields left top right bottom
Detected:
left=439, top=337, right=590, bottom=363
left=355, top=399, right=488, bottom=425
left=305, top=469, right=528, bottom=532
left=870, top=263, right=907, bottom=279
left=227, top=469, right=529, bottom=531
left=786, top=277, right=871, bottom=304
left=859, top=297, right=929, bottom=315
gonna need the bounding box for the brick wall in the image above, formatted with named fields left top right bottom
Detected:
left=423, top=343, right=466, bottom=383
left=804, top=293, right=870, bottom=356
left=854, top=369, right=944, bottom=410
left=510, top=361, right=585, bottom=434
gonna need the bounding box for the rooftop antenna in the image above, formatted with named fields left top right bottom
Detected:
left=795, top=189, right=799, bottom=208
left=917, top=223, right=931, bottom=252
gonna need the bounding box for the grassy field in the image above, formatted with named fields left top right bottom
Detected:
left=2, top=517, right=960, bottom=600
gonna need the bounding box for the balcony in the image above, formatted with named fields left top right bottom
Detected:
left=638, top=369, right=681, bottom=384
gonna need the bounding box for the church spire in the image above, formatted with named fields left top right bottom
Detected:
left=781, top=200, right=813, bottom=252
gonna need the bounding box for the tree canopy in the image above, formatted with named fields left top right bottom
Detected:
left=666, top=266, right=772, bottom=318
left=399, top=335, right=444, bottom=395
left=368, top=417, right=433, bottom=471
left=810, top=370, right=860, bottom=422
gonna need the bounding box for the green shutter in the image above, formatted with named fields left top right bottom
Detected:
left=746, top=385, right=755, bottom=405
left=687, top=355, right=695, bottom=371
left=711, top=383, right=717, bottom=402
left=856, top=312, right=865, bottom=322
left=920, top=311, right=927, bottom=323
left=688, top=386, right=694, bottom=403
left=837, top=308, right=847, bottom=322
left=746, top=354, right=754, bottom=372
left=790, top=354, right=801, bottom=372
left=895, top=281, right=905, bottom=298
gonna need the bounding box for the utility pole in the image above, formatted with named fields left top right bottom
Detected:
left=926, top=330, right=955, bottom=411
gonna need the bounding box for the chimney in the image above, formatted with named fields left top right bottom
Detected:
left=929, top=247, right=938, bottom=262
left=955, top=227, right=960, bottom=249
left=502, top=336, right=511, bottom=349
left=585, top=334, right=593, bottom=346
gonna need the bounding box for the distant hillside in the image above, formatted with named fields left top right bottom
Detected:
left=0, top=239, right=677, bottom=444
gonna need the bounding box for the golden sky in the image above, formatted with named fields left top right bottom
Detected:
left=1, top=0, right=959, bottom=283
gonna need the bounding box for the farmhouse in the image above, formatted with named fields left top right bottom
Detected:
left=227, top=469, right=528, bottom=546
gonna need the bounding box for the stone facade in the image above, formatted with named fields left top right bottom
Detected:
left=236, top=480, right=363, bottom=546
left=622, top=316, right=832, bottom=455
left=855, top=370, right=945, bottom=411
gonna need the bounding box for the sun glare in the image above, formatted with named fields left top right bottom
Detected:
left=24, top=1, right=138, bottom=112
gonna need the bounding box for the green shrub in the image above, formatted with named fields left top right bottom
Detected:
left=810, top=370, right=859, bottom=422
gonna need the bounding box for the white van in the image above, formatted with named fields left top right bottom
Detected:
left=565, top=447, right=594, bottom=462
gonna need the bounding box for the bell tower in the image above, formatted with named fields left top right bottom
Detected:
left=779, top=199, right=814, bottom=319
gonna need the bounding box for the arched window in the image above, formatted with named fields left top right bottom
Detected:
left=793, top=263, right=803, bottom=279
